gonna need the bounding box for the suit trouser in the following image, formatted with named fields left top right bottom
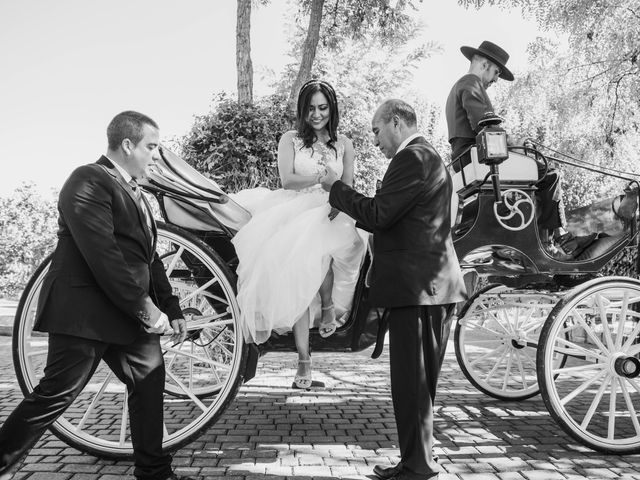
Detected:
left=536, top=165, right=566, bottom=231
left=388, top=304, right=455, bottom=478
left=0, top=333, right=172, bottom=480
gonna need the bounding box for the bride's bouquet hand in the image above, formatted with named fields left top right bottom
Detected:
left=328, top=207, right=340, bottom=221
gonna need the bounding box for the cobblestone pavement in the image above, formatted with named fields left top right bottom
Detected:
left=1, top=334, right=639, bottom=480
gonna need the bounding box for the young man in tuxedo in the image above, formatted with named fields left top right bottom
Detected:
left=0, top=111, right=192, bottom=480
left=320, top=99, right=467, bottom=480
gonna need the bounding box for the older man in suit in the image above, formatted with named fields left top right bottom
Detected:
left=321, top=99, right=466, bottom=480
left=0, top=111, right=191, bottom=480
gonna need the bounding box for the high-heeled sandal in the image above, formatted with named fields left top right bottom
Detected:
left=319, top=303, right=337, bottom=338
left=291, top=359, right=325, bottom=389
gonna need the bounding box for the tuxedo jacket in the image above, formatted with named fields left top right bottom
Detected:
left=329, top=136, right=467, bottom=308
left=34, top=156, right=182, bottom=345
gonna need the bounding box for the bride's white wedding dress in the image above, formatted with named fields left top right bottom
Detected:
left=230, top=134, right=367, bottom=344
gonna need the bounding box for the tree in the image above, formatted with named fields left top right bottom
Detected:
left=0, top=184, right=58, bottom=299
left=180, top=93, right=290, bottom=192
left=236, top=0, right=254, bottom=104
left=285, top=0, right=425, bottom=110
left=288, top=0, right=325, bottom=111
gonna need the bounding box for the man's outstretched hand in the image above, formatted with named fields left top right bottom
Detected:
left=320, top=167, right=339, bottom=192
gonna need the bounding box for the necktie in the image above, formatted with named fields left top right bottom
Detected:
left=129, top=179, right=153, bottom=236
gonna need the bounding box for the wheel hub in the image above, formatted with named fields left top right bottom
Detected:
left=510, top=330, right=527, bottom=349
left=613, top=355, right=640, bottom=378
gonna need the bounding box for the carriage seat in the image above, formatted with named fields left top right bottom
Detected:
left=450, top=147, right=540, bottom=226
left=142, top=146, right=251, bottom=234
left=450, top=147, right=539, bottom=198
left=573, top=233, right=626, bottom=262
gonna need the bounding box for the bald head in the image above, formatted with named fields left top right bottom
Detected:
left=371, top=99, right=418, bottom=159
left=375, top=99, right=417, bottom=128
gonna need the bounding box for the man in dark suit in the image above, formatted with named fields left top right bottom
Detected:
left=320, top=99, right=467, bottom=480
left=0, top=111, right=191, bottom=480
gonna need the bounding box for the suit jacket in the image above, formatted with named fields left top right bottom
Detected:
left=329, top=136, right=467, bottom=307
left=34, top=156, right=182, bottom=345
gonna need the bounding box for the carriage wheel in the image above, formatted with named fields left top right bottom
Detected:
left=538, top=277, right=640, bottom=454
left=13, top=222, right=248, bottom=458
left=455, top=284, right=562, bottom=400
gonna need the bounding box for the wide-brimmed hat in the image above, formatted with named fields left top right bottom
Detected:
left=460, top=40, right=514, bottom=81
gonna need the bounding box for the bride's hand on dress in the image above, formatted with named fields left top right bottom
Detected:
left=328, top=207, right=340, bottom=220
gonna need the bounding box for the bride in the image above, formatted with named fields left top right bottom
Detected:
left=231, top=79, right=365, bottom=389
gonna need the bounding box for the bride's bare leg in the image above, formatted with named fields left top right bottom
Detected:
left=293, top=310, right=311, bottom=380
left=319, top=264, right=336, bottom=337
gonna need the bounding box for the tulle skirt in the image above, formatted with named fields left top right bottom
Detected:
left=230, top=187, right=366, bottom=344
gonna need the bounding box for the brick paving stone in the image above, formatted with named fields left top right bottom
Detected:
left=20, top=463, right=62, bottom=472
left=580, top=467, right=624, bottom=478
left=69, top=475, right=108, bottom=480
left=39, top=456, right=63, bottom=463
left=97, top=465, right=131, bottom=474
left=521, top=471, right=566, bottom=480
left=457, top=473, right=502, bottom=480
left=59, top=455, right=98, bottom=464
left=60, top=464, right=103, bottom=473
left=496, top=473, right=527, bottom=480
left=25, top=474, right=72, bottom=480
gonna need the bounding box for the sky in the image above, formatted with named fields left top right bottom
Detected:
left=0, top=0, right=550, bottom=195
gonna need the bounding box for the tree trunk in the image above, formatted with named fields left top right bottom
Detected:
left=287, top=0, right=325, bottom=114
left=236, top=0, right=253, bottom=104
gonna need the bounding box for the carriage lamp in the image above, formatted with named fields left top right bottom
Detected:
left=476, top=113, right=509, bottom=203
left=476, top=113, right=509, bottom=165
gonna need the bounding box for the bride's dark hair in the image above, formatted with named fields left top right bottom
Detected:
left=296, top=80, right=339, bottom=152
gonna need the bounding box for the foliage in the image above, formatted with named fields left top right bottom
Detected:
left=0, top=183, right=58, bottom=299
left=179, top=93, right=291, bottom=192
left=600, top=245, right=639, bottom=278
left=300, top=0, right=424, bottom=47
left=286, top=0, right=428, bottom=107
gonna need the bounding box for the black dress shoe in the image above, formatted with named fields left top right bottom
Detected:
left=373, top=463, right=403, bottom=479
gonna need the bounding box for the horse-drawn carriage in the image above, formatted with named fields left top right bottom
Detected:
left=11, top=117, right=640, bottom=460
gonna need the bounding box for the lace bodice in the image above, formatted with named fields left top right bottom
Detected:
left=291, top=135, right=345, bottom=189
